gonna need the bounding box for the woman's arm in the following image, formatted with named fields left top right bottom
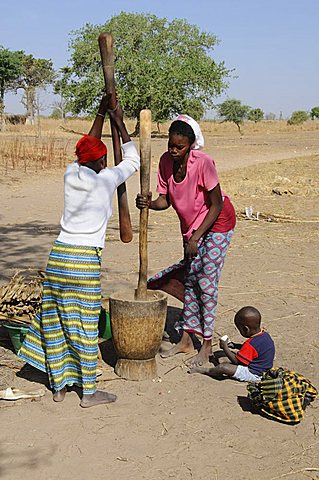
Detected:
left=98, top=102, right=140, bottom=187
left=136, top=193, right=170, bottom=211
left=107, top=103, right=131, bottom=144
left=88, top=94, right=109, bottom=139
left=185, top=183, right=223, bottom=260
left=88, top=96, right=131, bottom=144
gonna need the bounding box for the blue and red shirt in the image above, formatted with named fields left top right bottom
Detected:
left=236, top=331, right=275, bottom=376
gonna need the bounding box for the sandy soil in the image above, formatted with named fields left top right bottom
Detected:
left=0, top=127, right=318, bottom=480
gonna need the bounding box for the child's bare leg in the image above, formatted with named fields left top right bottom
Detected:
left=186, top=339, right=212, bottom=367
left=160, top=331, right=194, bottom=358
left=189, top=363, right=237, bottom=378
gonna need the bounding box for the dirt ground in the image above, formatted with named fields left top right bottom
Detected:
left=0, top=126, right=318, bottom=480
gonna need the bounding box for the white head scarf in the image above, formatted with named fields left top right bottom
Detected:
left=173, top=114, right=205, bottom=150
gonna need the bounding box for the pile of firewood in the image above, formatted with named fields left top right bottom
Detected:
left=0, top=270, right=44, bottom=324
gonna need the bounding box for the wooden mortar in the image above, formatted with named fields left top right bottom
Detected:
left=109, top=109, right=167, bottom=380
left=110, top=289, right=167, bottom=380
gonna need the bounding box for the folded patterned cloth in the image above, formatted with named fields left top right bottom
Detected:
left=247, top=367, right=318, bottom=424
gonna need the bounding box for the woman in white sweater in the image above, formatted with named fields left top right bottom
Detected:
left=19, top=95, right=140, bottom=408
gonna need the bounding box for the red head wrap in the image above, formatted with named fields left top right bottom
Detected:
left=75, top=135, right=107, bottom=165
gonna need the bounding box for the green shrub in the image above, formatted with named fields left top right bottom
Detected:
left=287, top=110, right=309, bottom=125
left=248, top=108, right=264, bottom=123
left=310, top=107, right=319, bottom=120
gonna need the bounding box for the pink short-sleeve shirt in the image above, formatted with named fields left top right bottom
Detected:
left=157, top=150, right=230, bottom=240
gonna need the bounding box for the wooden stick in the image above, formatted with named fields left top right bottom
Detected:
left=98, top=32, right=133, bottom=243
left=136, top=109, right=152, bottom=300
left=270, top=468, right=319, bottom=479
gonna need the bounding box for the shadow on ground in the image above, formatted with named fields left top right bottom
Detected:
left=0, top=221, right=60, bottom=281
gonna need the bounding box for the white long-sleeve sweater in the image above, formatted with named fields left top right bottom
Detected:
left=57, top=141, right=140, bottom=248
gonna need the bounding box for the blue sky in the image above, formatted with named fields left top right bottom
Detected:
left=1, top=0, right=318, bottom=118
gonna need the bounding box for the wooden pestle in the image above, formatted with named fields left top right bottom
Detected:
left=98, top=32, right=133, bottom=243
left=136, top=109, right=152, bottom=300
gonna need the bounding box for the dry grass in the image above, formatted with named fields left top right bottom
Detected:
left=0, top=117, right=136, bottom=173
left=219, top=154, right=319, bottom=227
left=220, top=154, right=319, bottom=198
left=201, top=119, right=319, bottom=135
left=1, top=117, right=319, bottom=173
left=3, top=116, right=319, bottom=138
left=0, top=135, right=71, bottom=172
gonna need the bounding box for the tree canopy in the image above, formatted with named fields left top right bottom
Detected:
left=248, top=107, right=264, bottom=123
left=0, top=47, right=54, bottom=127
left=11, top=54, right=55, bottom=121
left=287, top=110, right=309, bottom=125
left=310, top=106, right=319, bottom=120
left=0, top=46, right=23, bottom=129
left=216, top=98, right=250, bottom=134
left=59, top=12, right=232, bottom=128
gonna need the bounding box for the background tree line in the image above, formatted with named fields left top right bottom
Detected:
left=0, top=46, right=54, bottom=130
left=1, top=12, right=318, bottom=133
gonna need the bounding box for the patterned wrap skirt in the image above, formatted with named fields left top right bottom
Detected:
left=148, top=230, right=234, bottom=341
left=18, top=241, right=102, bottom=395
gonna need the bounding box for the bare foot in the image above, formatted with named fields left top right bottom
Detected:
left=53, top=387, right=67, bottom=402
left=160, top=331, right=194, bottom=358
left=186, top=340, right=212, bottom=367
left=80, top=390, right=117, bottom=408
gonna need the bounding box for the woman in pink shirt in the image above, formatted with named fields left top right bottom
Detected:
left=136, top=115, right=236, bottom=366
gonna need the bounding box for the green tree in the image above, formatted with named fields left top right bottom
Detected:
left=217, top=98, right=250, bottom=134
left=50, top=107, right=62, bottom=120
left=310, top=106, right=319, bottom=120
left=53, top=68, right=73, bottom=121
left=12, top=54, right=55, bottom=123
left=60, top=12, right=231, bottom=132
left=0, top=46, right=23, bottom=130
left=287, top=110, right=309, bottom=125
left=248, top=107, right=264, bottom=123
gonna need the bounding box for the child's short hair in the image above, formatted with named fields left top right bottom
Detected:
left=235, top=306, right=261, bottom=326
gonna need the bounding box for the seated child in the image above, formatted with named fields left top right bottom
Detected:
left=189, top=306, right=275, bottom=382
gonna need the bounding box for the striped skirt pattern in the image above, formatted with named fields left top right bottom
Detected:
left=18, top=241, right=102, bottom=395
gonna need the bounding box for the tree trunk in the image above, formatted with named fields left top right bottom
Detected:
left=26, top=88, right=35, bottom=125
left=36, top=102, right=41, bottom=138
left=130, top=119, right=140, bottom=137
left=0, top=85, right=5, bottom=132
left=236, top=122, right=242, bottom=135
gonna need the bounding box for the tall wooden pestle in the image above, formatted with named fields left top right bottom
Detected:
left=98, top=32, right=133, bottom=243
left=136, top=109, right=152, bottom=300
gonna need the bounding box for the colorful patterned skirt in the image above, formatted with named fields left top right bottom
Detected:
left=148, top=230, right=234, bottom=340
left=18, top=241, right=102, bottom=395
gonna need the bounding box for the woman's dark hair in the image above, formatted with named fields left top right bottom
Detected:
left=169, top=120, right=195, bottom=145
